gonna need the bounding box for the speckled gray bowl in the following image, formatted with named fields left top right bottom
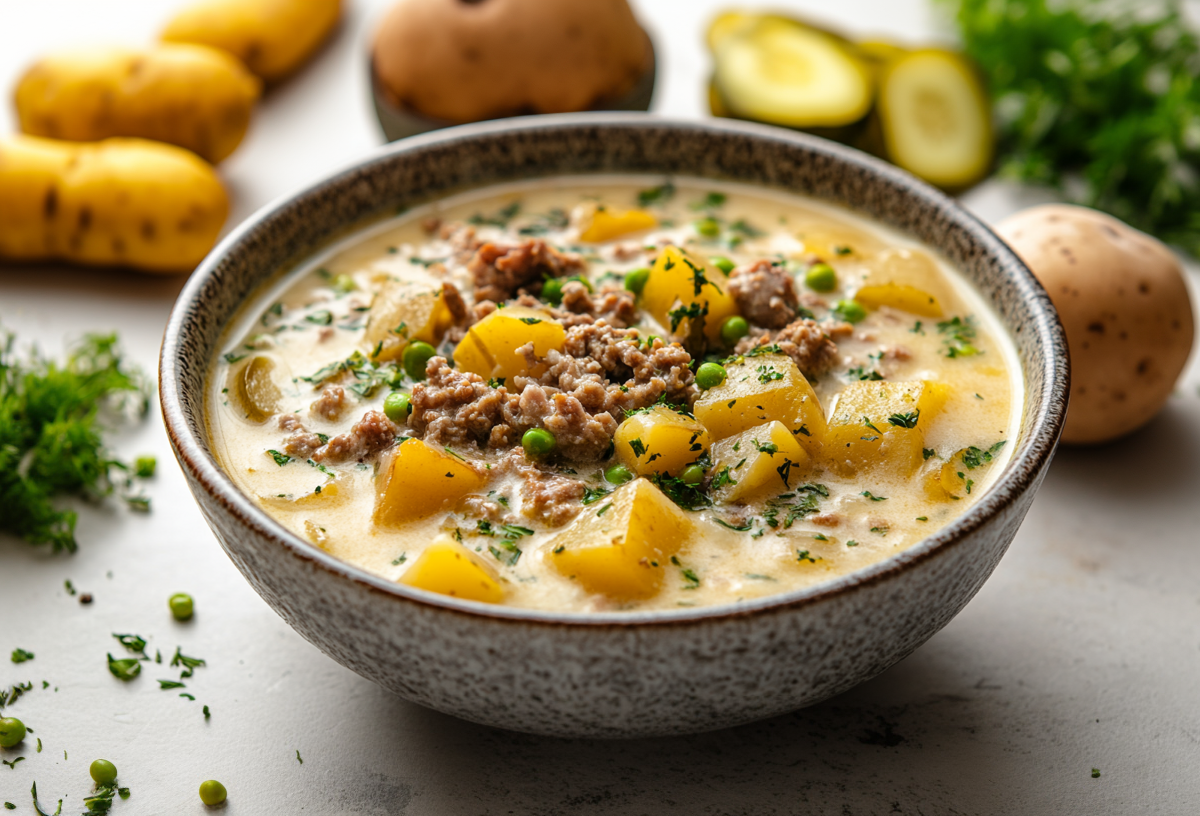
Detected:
left=160, top=114, right=1068, bottom=738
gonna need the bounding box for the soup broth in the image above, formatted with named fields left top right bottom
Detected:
left=208, top=177, right=1020, bottom=612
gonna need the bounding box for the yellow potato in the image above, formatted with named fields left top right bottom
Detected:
left=453, top=305, right=565, bottom=381
left=14, top=45, right=260, bottom=164
left=399, top=536, right=505, bottom=604
left=163, top=0, right=342, bottom=83
left=0, top=135, right=228, bottom=274
left=373, top=439, right=486, bottom=526
left=613, top=405, right=710, bottom=477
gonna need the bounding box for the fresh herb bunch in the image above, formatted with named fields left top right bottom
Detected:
left=945, top=0, right=1200, bottom=254
left=0, top=329, right=151, bottom=552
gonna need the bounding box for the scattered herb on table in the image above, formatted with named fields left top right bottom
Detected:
left=0, top=329, right=152, bottom=552
left=106, top=654, right=141, bottom=682
left=10, top=649, right=33, bottom=664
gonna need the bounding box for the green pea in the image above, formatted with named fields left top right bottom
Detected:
left=90, top=759, right=118, bottom=785
left=624, top=267, right=650, bottom=294
left=383, top=392, right=412, bottom=424
left=680, top=464, right=705, bottom=485
left=832, top=299, right=867, bottom=324
left=522, top=428, right=557, bottom=458
left=199, top=780, right=227, bottom=806
left=695, top=217, right=721, bottom=238
left=604, top=464, right=633, bottom=485
left=541, top=277, right=564, bottom=306
left=710, top=256, right=736, bottom=274
left=403, top=341, right=437, bottom=380
left=719, top=315, right=750, bottom=347
left=169, top=593, right=194, bottom=622
left=331, top=274, right=356, bottom=295
left=805, top=262, right=837, bottom=292
left=0, top=717, right=25, bottom=748
left=695, top=362, right=727, bottom=391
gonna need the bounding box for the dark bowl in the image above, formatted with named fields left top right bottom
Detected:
left=160, top=113, right=1068, bottom=738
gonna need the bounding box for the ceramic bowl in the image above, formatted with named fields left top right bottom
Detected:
left=160, top=114, right=1068, bottom=739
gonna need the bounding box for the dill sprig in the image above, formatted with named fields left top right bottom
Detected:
left=0, top=328, right=151, bottom=552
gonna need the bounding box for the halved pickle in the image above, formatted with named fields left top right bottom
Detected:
left=877, top=49, right=993, bottom=190
left=713, top=17, right=872, bottom=129
left=227, top=355, right=281, bottom=422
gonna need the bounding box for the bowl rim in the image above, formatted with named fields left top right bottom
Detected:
left=160, top=112, right=1068, bottom=628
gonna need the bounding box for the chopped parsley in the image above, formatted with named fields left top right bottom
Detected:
left=961, top=441, right=1007, bottom=469
left=668, top=302, right=707, bottom=332
left=10, top=649, right=33, bottom=664
left=690, top=192, right=727, bottom=210
left=157, top=679, right=186, bottom=690
left=628, top=438, right=647, bottom=458
left=267, top=449, right=291, bottom=466
left=756, top=364, right=784, bottom=384
left=861, top=491, right=888, bottom=501
left=937, top=316, right=980, bottom=358
left=106, top=653, right=141, bottom=682
left=670, top=555, right=701, bottom=589
left=763, top=484, right=828, bottom=529
left=649, top=473, right=710, bottom=511
left=888, top=410, right=920, bottom=429
left=0, top=329, right=152, bottom=552
left=637, top=181, right=675, bottom=207
left=581, top=486, right=612, bottom=506
left=468, top=200, right=521, bottom=227
left=795, top=549, right=822, bottom=564
left=170, top=647, right=206, bottom=679
left=847, top=365, right=884, bottom=381
left=112, top=633, right=148, bottom=658
left=714, top=518, right=753, bottom=532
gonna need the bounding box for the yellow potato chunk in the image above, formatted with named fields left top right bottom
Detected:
left=614, top=405, right=711, bottom=477
left=364, top=283, right=455, bottom=362
left=693, top=353, right=826, bottom=455
left=579, top=206, right=657, bottom=243
left=855, top=283, right=943, bottom=318
left=860, top=248, right=952, bottom=313
left=452, top=305, right=565, bottom=381
left=709, top=421, right=810, bottom=502
left=641, top=246, right=739, bottom=345
left=399, top=537, right=504, bottom=604
left=374, top=439, right=486, bottom=525
left=932, top=443, right=1005, bottom=499
left=227, top=355, right=281, bottom=422
left=550, top=479, right=693, bottom=600
left=825, top=380, right=948, bottom=476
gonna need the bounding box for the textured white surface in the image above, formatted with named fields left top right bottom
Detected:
left=1, top=0, right=1199, bottom=813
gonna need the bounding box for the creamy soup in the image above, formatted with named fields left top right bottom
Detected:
left=208, top=177, right=1020, bottom=613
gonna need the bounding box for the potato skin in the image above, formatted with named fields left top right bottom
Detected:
left=997, top=204, right=1194, bottom=444
left=14, top=45, right=259, bottom=164
left=0, top=135, right=228, bottom=274
left=162, top=0, right=342, bottom=83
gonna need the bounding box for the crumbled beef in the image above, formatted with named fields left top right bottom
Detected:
left=735, top=318, right=845, bottom=378
left=441, top=281, right=472, bottom=326
left=519, top=466, right=587, bottom=526
left=313, top=410, right=399, bottom=463
left=728, top=260, right=800, bottom=329
left=558, top=283, right=637, bottom=328
left=279, top=414, right=323, bottom=459
left=409, top=322, right=697, bottom=463
left=469, top=240, right=584, bottom=303
left=810, top=512, right=842, bottom=528
left=310, top=384, right=349, bottom=421
left=882, top=345, right=912, bottom=361
left=457, top=494, right=513, bottom=524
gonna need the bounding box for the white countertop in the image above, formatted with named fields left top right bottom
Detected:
left=2, top=1, right=1199, bottom=813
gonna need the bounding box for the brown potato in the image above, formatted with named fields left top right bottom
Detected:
left=997, top=204, right=1194, bottom=444
left=14, top=45, right=259, bottom=164
left=372, top=0, right=650, bottom=124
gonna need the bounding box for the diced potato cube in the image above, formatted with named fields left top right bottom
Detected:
left=693, top=353, right=826, bottom=455
left=579, top=206, right=657, bottom=243
left=364, top=282, right=455, bottom=362
left=453, top=305, right=565, bottom=381
left=228, top=355, right=281, bottom=422
left=399, top=536, right=505, bottom=604
left=549, top=478, right=693, bottom=599
left=859, top=248, right=951, bottom=314
left=373, top=439, right=487, bottom=525
left=641, top=245, right=739, bottom=345
left=824, top=380, right=947, bottom=476
left=709, top=421, right=810, bottom=502
left=855, top=283, right=943, bottom=318
left=614, top=405, right=710, bottom=477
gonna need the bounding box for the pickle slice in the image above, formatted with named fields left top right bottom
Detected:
left=713, top=18, right=872, bottom=129
left=876, top=49, right=993, bottom=190
left=228, top=355, right=281, bottom=422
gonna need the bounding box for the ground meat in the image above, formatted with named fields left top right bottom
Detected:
left=313, top=410, right=399, bottom=463
left=441, top=281, right=472, bottom=326
left=469, top=239, right=585, bottom=303
left=310, top=384, right=349, bottom=421
left=729, top=260, right=800, bottom=329
left=491, top=449, right=587, bottom=527
left=279, top=414, right=324, bottom=459
left=457, top=495, right=513, bottom=524
left=409, top=321, right=697, bottom=462
left=810, top=512, right=842, bottom=528
left=735, top=318, right=845, bottom=378
left=558, top=283, right=637, bottom=328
